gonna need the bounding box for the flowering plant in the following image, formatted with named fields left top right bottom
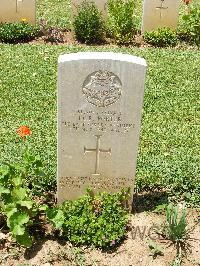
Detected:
left=0, top=126, right=46, bottom=247
left=0, top=22, right=38, bottom=43
left=16, top=125, right=32, bottom=141
left=183, top=0, right=192, bottom=5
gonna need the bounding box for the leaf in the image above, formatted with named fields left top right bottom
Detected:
left=19, top=200, right=33, bottom=209
left=153, top=204, right=167, bottom=214
left=33, top=155, right=43, bottom=167
left=39, top=204, right=48, bottom=211
left=12, top=224, right=25, bottom=236
left=47, top=208, right=64, bottom=229
left=4, top=204, right=18, bottom=218
left=12, top=176, right=23, bottom=186
left=8, top=211, right=29, bottom=235
left=148, top=240, right=164, bottom=257
left=0, top=166, right=9, bottom=178
left=0, top=186, right=10, bottom=195
left=16, top=231, right=32, bottom=247
left=11, top=187, right=27, bottom=200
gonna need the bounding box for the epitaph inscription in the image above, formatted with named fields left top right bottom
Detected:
left=59, top=176, right=134, bottom=191
left=82, top=71, right=122, bottom=107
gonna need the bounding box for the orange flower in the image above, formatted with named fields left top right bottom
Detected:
left=16, top=126, right=32, bottom=138
left=183, top=0, right=192, bottom=5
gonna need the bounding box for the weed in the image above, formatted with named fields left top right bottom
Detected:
left=148, top=240, right=164, bottom=259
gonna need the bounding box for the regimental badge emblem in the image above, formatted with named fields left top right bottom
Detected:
left=82, top=70, right=122, bottom=107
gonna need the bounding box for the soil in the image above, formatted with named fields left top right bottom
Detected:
left=27, top=29, right=198, bottom=51
left=0, top=209, right=199, bottom=266
left=28, top=29, right=151, bottom=48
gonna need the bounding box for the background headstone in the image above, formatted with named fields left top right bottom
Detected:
left=0, top=0, right=36, bottom=25
left=141, top=0, right=180, bottom=33
left=71, top=0, right=108, bottom=17
left=57, top=52, right=147, bottom=203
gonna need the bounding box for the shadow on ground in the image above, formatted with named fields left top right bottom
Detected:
left=132, top=190, right=169, bottom=213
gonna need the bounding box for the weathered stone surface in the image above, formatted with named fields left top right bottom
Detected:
left=142, top=0, right=180, bottom=33
left=0, top=0, right=36, bottom=25
left=57, top=52, right=147, bottom=203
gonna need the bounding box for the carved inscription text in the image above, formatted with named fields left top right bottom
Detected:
left=62, top=109, right=135, bottom=134
left=59, top=176, right=133, bottom=191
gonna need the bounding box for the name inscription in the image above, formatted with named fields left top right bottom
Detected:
left=62, top=109, right=135, bottom=134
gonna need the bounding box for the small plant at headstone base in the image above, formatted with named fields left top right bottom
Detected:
left=73, top=0, right=104, bottom=44
left=47, top=188, right=130, bottom=248
left=38, top=18, right=64, bottom=44
left=0, top=126, right=47, bottom=247
left=0, top=21, right=39, bottom=44
left=107, top=0, right=136, bottom=44
left=147, top=240, right=164, bottom=259
left=181, top=4, right=200, bottom=45
left=144, top=28, right=178, bottom=47
left=159, top=203, right=199, bottom=264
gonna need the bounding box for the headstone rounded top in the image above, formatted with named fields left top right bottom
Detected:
left=58, top=52, right=147, bottom=67
left=57, top=50, right=147, bottom=203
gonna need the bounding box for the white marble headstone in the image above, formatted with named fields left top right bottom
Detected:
left=71, top=0, right=107, bottom=16
left=142, top=0, right=180, bottom=33
left=57, top=52, right=147, bottom=203
left=0, top=0, right=36, bottom=25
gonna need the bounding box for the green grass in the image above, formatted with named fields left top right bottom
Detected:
left=0, top=44, right=199, bottom=205
left=0, top=0, right=199, bottom=205
left=37, top=0, right=71, bottom=29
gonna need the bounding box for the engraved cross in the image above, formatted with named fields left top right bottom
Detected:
left=156, top=0, right=168, bottom=19
left=16, top=0, right=18, bottom=12
left=16, top=0, right=23, bottom=13
left=84, top=135, right=111, bottom=176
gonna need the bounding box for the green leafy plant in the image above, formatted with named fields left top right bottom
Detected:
left=72, top=248, right=86, bottom=266
left=0, top=21, right=39, bottom=43
left=160, top=203, right=200, bottom=264
left=0, top=126, right=47, bottom=247
left=144, top=28, right=178, bottom=47
left=47, top=188, right=130, bottom=248
left=73, top=0, right=104, bottom=44
left=39, top=19, right=64, bottom=44
left=107, top=0, right=136, bottom=44
left=0, top=163, right=39, bottom=247
left=182, top=4, right=200, bottom=45
left=153, top=203, right=168, bottom=214
left=148, top=240, right=164, bottom=259
left=169, top=254, right=182, bottom=266
left=164, top=204, right=188, bottom=250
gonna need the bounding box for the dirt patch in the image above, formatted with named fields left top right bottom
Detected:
left=0, top=209, right=199, bottom=266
